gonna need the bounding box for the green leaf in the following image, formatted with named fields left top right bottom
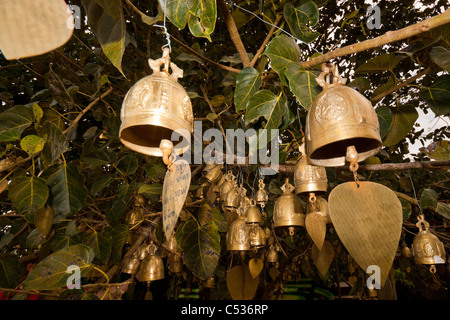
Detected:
left=348, top=76, right=371, bottom=92
left=245, top=90, right=286, bottom=131
left=159, top=0, right=194, bottom=29
left=90, top=174, right=116, bottom=195
left=32, top=103, right=44, bottom=123
left=175, top=219, right=220, bottom=280
left=234, top=67, right=262, bottom=112
left=211, top=207, right=227, bottom=233
left=284, top=62, right=321, bottom=110
left=81, top=0, right=127, bottom=76
left=20, top=134, right=46, bottom=156
left=419, top=75, right=450, bottom=116
left=375, top=107, right=393, bottom=139
left=88, top=227, right=112, bottom=264
left=107, top=181, right=135, bottom=226
left=420, top=188, right=439, bottom=211
left=264, top=35, right=301, bottom=84
left=138, top=183, right=163, bottom=196
left=0, top=105, right=34, bottom=142
left=188, top=0, right=217, bottom=40
left=0, top=254, right=21, bottom=288
left=283, top=1, right=320, bottom=43
left=382, top=105, right=418, bottom=147
left=116, top=153, right=138, bottom=176
left=84, top=148, right=117, bottom=167
left=45, top=163, right=88, bottom=217
left=8, top=176, right=49, bottom=215
left=39, top=121, right=69, bottom=166
left=22, top=244, right=94, bottom=291
left=429, top=46, right=450, bottom=72
left=355, top=53, right=405, bottom=73
left=399, top=198, right=412, bottom=222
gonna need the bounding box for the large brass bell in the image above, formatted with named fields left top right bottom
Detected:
left=294, top=142, right=328, bottom=196
left=412, top=215, right=446, bottom=273
left=273, top=179, right=305, bottom=235
left=119, top=47, right=193, bottom=157
left=305, top=62, right=382, bottom=167
left=226, top=207, right=250, bottom=251
left=136, top=242, right=165, bottom=282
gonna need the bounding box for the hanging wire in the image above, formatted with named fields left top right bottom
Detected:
left=224, top=1, right=322, bottom=54
left=154, top=0, right=172, bottom=52
left=408, top=170, right=423, bottom=215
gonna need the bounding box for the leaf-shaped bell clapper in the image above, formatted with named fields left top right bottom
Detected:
left=226, top=207, right=250, bottom=251
left=273, top=179, right=305, bottom=236
left=412, top=215, right=446, bottom=274
left=119, top=47, right=193, bottom=158
left=294, top=142, right=328, bottom=196
left=136, top=242, right=165, bottom=282
left=305, top=62, right=382, bottom=167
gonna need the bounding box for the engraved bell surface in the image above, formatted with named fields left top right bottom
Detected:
left=305, top=62, right=382, bottom=167
left=273, top=179, right=305, bottom=230
left=412, top=215, right=446, bottom=267
left=226, top=210, right=250, bottom=251
left=119, top=48, right=193, bottom=157
left=294, top=143, right=328, bottom=195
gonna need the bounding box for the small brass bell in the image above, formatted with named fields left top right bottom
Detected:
left=136, top=242, right=165, bottom=282
left=412, top=215, right=446, bottom=273
left=119, top=47, right=193, bottom=157
left=223, top=183, right=241, bottom=210
left=401, top=242, right=413, bottom=259
left=219, top=171, right=236, bottom=202
left=211, top=173, right=227, bottom=199
left=122, top=253, right=140, bottom=275
left=266, top=237, right=279, bottom=263
left=126, top=195, right=146, bottom=226
left=246, top=199, right=262, bottom=224
left=255, top=179, right=268, bottom=206
left=226, top=207, right=250, bottom=251
left=305, top=62, right=382, bottom=167
left=306, top=195, right=331, bottom=224
left=273, top=179, right=305, bottom=235
left=294, top=142, right=328, bottom=195
left=249, top=224, right=266, bottom=249
left=202, top=163, right=223, bottom=184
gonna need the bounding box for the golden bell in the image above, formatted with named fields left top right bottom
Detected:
left=202, top=163, right=223, bottom=184
left=306, top=196, right=331, bottom=224
left=294, top=143, right=328, bottom=195
left=305, top=62, right=382, bottom=167
left=249, top=224, right=266, bottom=249
left=412, top=215, right=446, bottom=271
left=119, top=47, right=193, bottom=157
left=266, top=246, right=279, bottom=263
left=273, top=179, right=305, bottom=233
left=219, top=171, right=235, bottom=202
left=168, top=259, right=183, bottom=273
left=122, top=254, right=140, bottom=275
left=226, top=209, right=250, bottom=251
left=223, top=184, right=241, bottom=210
left=136, top=243, right=165, bottom=282
left=255, top=179, right=268, bottom=206
left=246, top=199, right=262, bottom=224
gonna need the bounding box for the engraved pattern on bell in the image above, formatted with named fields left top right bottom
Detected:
left=412, top=215, right=446, bottom=266
left=273, top=179, right=305, bottom=228
left=119, top=48, right=193, bottom=157
left=226, top=214, right=250, bottom=251
left=314, top=91, right=348, bottom=124
left=294, top=143, right=328, bottom=195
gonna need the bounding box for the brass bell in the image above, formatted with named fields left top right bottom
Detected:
left=294, top=142, right=328, bottom=195
left=211, top=173, right=227, bottom=198
left=202, top=163, right=223, bottom=184
left=412, top=215, right=446, bottom=273
left=246, top=199, right=262, bottom=224
left=223, top=183, right=241, bottom=210
left=249, top=224, right=266, bottom=249
left=119, top=47, right=193, bottom=157
left=226, top=208, right=250, bottom=251
left=266, top=237, right=279, bottom=263
left=136, top=243, right=165, bottom=282
left=219, top=171, right=236, bottom=202
left=122, top=254, right=140, bottom=275
left=305, top=62, right=382, bottom=167
left=306, top=195, right=331, bottom=224
left=255, top=179, right=268, bottom=207
left=273, top=179, right=305, bottom=235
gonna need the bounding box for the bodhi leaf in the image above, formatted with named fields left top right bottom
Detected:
left=188, top=0, right=217, bottom=41
left=20, top=135, right=46, bottom=156
left=383, top=105, right=418, bottom=147
left=429, top=46, right=450, bottom=72
left=284, top=1, right=320, bottom=43
left=159, top=0, right=194, bottom=30
left=419, top=75, right=450, bottom=117
left=22, top=244, right=94, bottom=291
left=81, top=0, right=127, bottom=76
left=420, top=188, right=450, bottom=220
left=39, top=121, right=69, bottom=166
left=45, top=163, right=88, bottom=218
left=375, top=106, right=393, bottom=139
left=234, top=67, right=262, bottom=112
left=0, top=105, right=34, bottom=142
left=175, top=219, right=220, bottom=280
left=0, top=254, right=21, bottom=289
left=116, top=153, right=139, bottom=176
left=285, top=62, right=321, bottom=110
left=8, top=176, right=49, bottom=215
left=355, top=53, right=405, bottom=73
left=264, top=35, right=301, bottom=84
left=245, top=90, right=286, bottom=131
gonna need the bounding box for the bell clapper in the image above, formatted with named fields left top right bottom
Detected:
left=160, top=139, right=174, bottom=169
left=309, top=192, right=317, bottom=211
left=346, top=145, right=360, bottom=187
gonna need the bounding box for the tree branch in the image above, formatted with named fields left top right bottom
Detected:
left=300, top=9, right=450, bottom=69
left=217, top=0, right=251, bottom=68
left=370, top=67, right=431, bottom=102
left=249, top=15, right=283, bottom=68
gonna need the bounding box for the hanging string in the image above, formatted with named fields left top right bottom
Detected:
left=154, top=0, right=172, bottom=52
left=224, top=1, right=322, bottom=54
left=408, top=170, right=423, bottom=215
